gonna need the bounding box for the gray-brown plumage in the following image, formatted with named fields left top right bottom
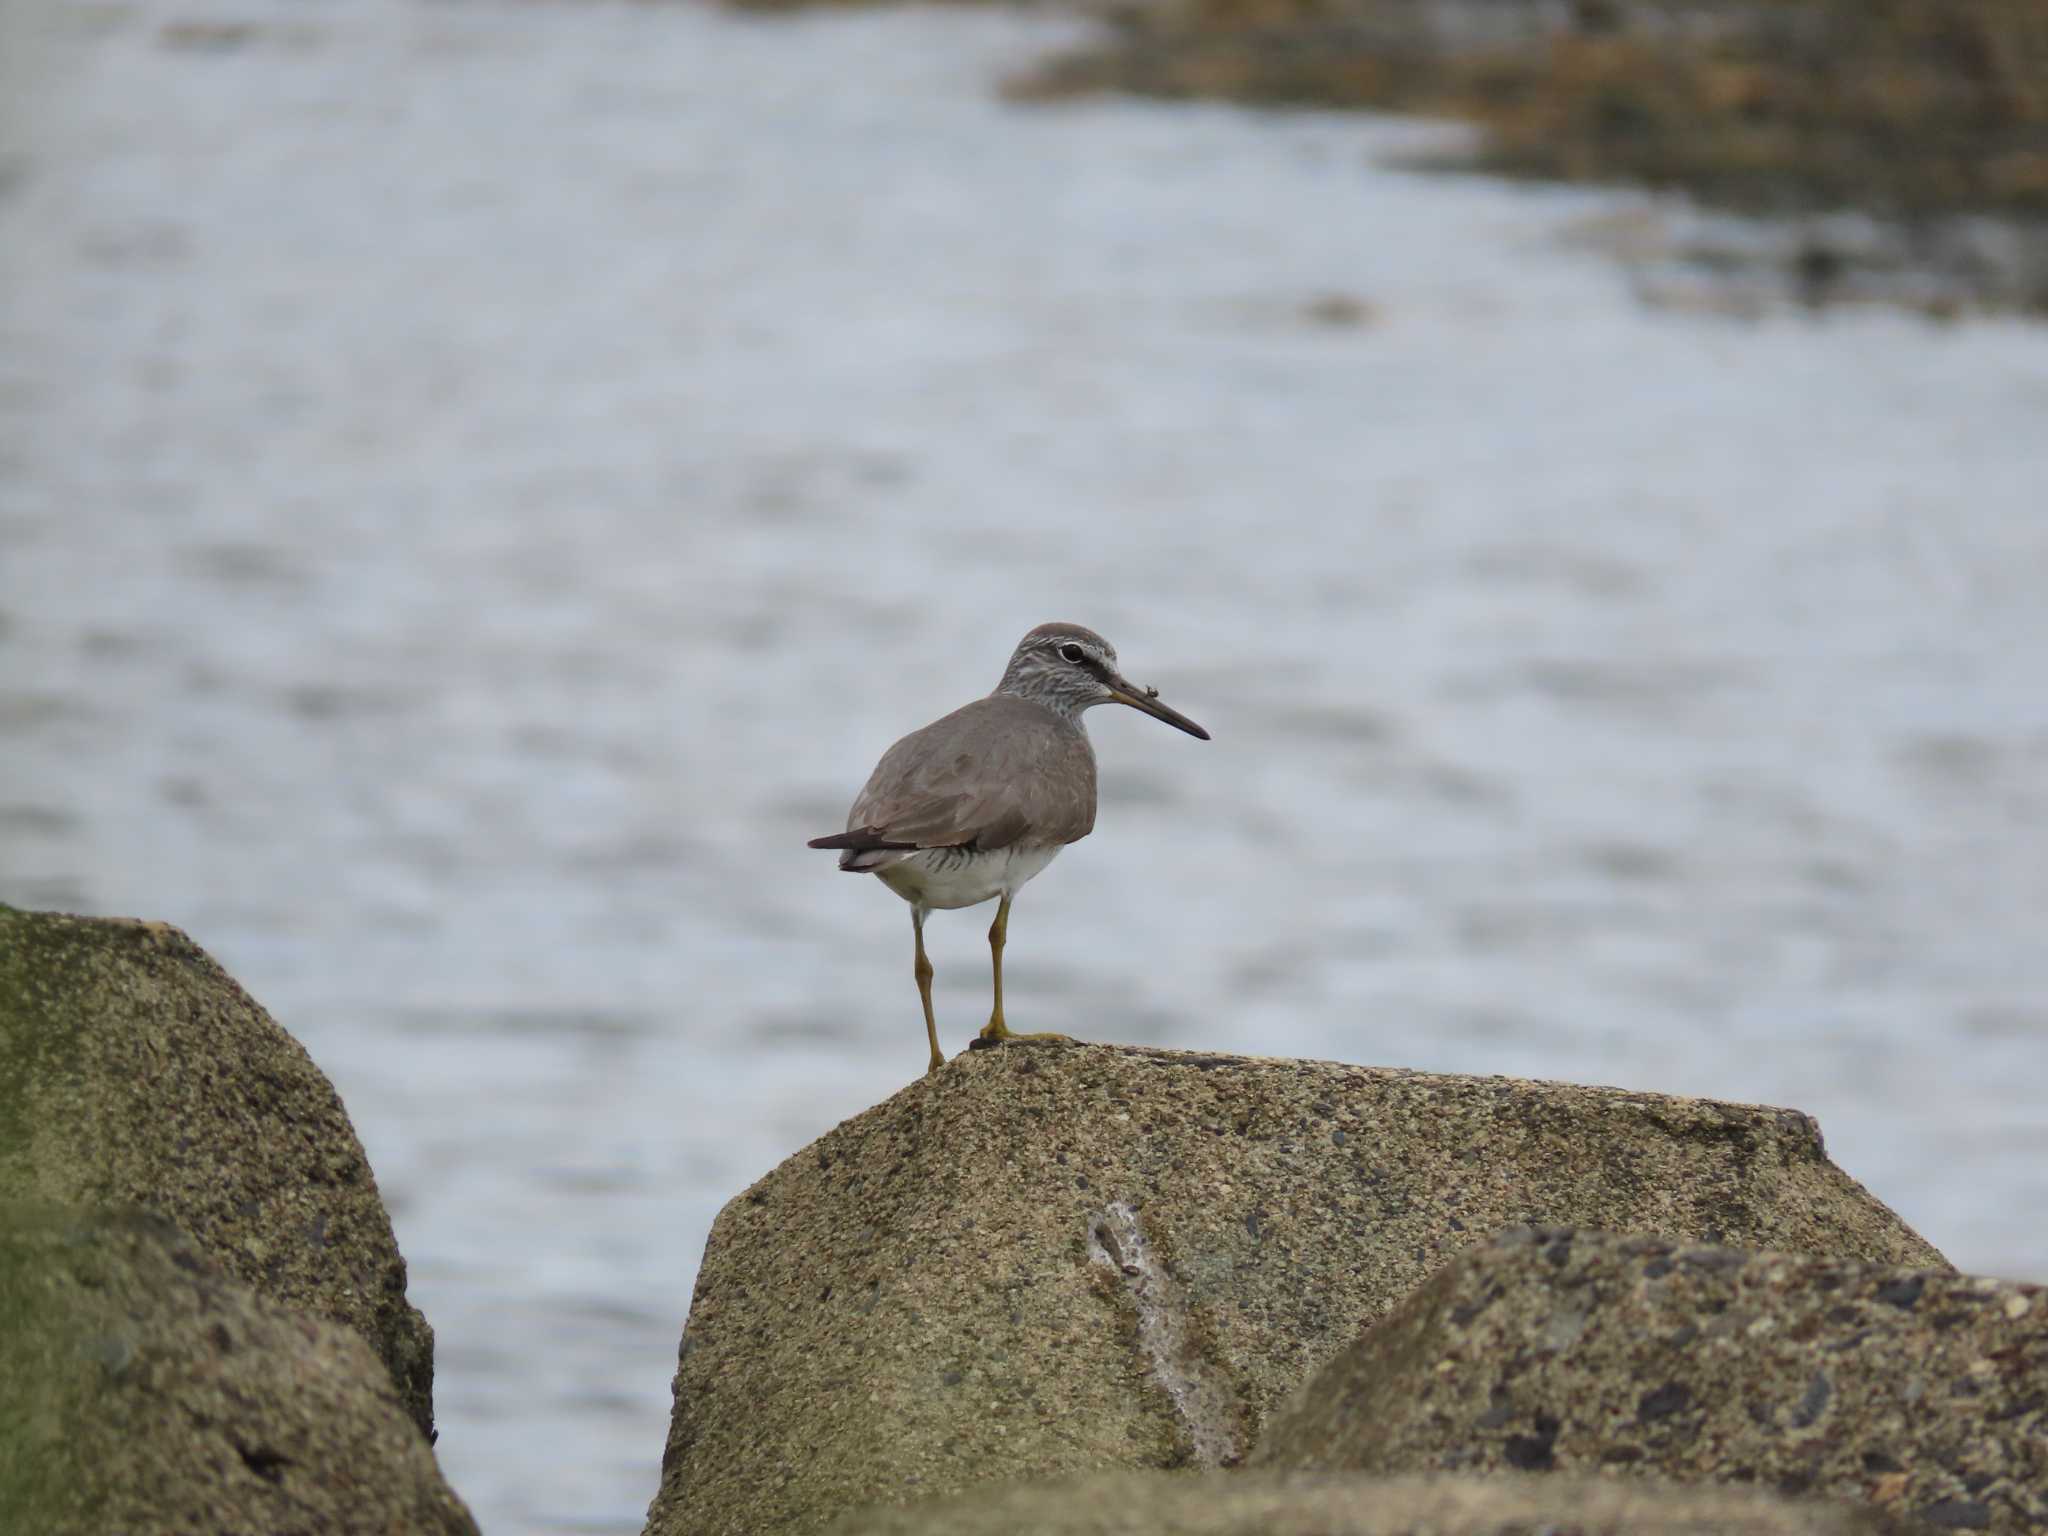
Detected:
left=820, top=694, right=1097, bottom=866
left=809, top=622, right=1208, bottom=1074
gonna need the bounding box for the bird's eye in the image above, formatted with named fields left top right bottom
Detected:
left=1058, top=643, right=1087, bottom=665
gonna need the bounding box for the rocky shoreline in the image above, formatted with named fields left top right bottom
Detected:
left=3, top=904, right=2041, bottom=1532
left=739, top=0, right=2048, bottom=317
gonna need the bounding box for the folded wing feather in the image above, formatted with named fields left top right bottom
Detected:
left=828, top=695, right=1097, bottom=853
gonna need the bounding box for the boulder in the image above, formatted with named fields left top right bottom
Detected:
left=0, top=1205, right=477, bottom=1535
left=819, top=1470, right=1914, bottom=1535
left=0, top=905, right=436, bottom=1437
left=645, top=1042, right=1942, bottom=1536
left=1255, top=1227, right=2046, bottom=1533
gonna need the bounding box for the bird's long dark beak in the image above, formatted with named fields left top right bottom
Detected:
left=1107, top=674, right=1210, bottom=740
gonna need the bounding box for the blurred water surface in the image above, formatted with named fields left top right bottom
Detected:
left=4, top=1, right=2046, bottom=1531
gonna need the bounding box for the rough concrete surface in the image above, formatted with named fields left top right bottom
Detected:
left=0, top=905, right=437, bottom=1437
left=645, top=1042, right=1943, bottom=1536
left=819, top=1470, right=1916, bottom=1536
left=0, top=1205, right=477, bottom=1535
left=1256, top=1227, right=2045, bottom=1533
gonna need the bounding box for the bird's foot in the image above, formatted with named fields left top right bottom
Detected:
left=970, top=1018, right=1074, bottom=1051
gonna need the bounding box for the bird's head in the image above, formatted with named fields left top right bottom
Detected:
left=996, top=622, right=1209, bottom=739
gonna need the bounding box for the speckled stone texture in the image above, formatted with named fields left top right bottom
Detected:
left=1255, top=1227, right=2045, bottom=1533
left=0, top=1206, right=477, bottom=1535
left=0, top=905, right=437, bottom=1437
left=818, top=1470, right=1916, bottom=1535
left=644, top=1043, right=1943, bottom=1536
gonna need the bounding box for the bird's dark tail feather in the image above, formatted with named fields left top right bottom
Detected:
left=808, top=828, right=918, bottom=872
left=806, top=828, right=917, bottom=852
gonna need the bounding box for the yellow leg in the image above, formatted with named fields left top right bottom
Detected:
left=976, top=893, right=1072, bottom=1048
left=913, top=907, right=942, bottom=1075
left=987, top=893, right=1008, bottom=1035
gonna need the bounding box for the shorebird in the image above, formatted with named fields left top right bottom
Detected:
left=809, top=622, right=1209, bottom=1074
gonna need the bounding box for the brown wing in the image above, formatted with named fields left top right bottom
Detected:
left=844, top=695, right=1097, bottom=852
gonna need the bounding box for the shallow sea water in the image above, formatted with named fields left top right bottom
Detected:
left=3, top=2, right=2046, bottom=1531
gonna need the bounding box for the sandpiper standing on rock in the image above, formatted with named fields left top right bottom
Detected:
left=809, top=622, right=1209, bottom=1074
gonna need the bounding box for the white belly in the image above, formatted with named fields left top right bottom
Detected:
left=875, top=843, right=1063, bottom=911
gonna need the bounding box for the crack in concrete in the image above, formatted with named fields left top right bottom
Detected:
left=1087, top=1201, right=1242, bottom=1468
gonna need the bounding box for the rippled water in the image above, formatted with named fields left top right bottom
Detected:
left=4, top=2, right=2046, bottom=1531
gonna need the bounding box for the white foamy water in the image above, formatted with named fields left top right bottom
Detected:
left=3, top=2, right=2045, bottom=1531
